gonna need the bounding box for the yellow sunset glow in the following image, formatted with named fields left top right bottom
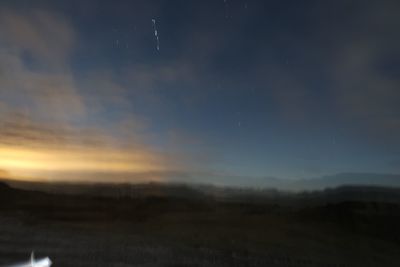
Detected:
left=0, top=145, right=167, bottom=180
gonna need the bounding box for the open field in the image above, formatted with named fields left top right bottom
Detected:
left=1, top=182, right=400, bottom=266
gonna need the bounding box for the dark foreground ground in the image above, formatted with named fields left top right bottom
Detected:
left=1, top=182, right=400, bottom=266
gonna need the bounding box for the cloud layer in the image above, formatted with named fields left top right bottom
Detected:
left=0, top=8, right=177, bottom=181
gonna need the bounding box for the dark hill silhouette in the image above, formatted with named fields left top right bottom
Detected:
left=293, top=173, right=400, bottom=190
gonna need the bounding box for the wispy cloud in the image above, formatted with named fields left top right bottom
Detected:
left=0, top=8, right=75, bottom=67
left=0, top=8, right=182, bottom=181
left=0, top=8, right=85, bottom=123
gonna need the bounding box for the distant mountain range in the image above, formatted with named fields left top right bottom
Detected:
left=220, top=172, right=400, bottom=191
left=289, top=173, right=400, bottom=191
left=1, top=172, right=400, bottom=205
left=1, top=172, right=400, bottom=192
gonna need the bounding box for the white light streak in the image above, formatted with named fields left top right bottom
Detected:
left=152, top=19, right=160, bottom=51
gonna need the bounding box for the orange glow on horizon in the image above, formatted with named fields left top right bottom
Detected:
left=0, top=145, right=168, bottom=181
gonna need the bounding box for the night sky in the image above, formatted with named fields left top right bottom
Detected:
left=0, top=0, right=399, bottom=187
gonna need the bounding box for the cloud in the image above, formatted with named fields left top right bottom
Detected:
left=317, top=2, right=400, bottom=132
left=121, top=62, right=198, bottom=110
left=0, top=8, right=85, bottom=123
left=0, top=112, right=104, bottom=149
left=239, top=1, right=400, bottom=143
left=0, top=169, right=11, bottom=178
left=0, top=112, right=172, bottom=181
left=0, top=8, right=75, bottom=67
left=0, top=8, right=183, bottom=182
